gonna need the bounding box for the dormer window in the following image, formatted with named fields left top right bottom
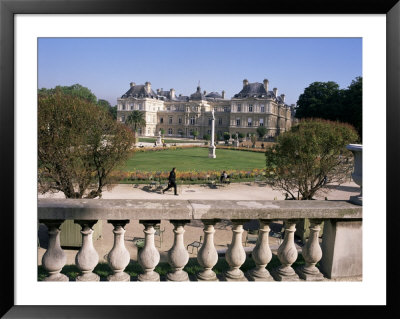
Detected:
left=249, top=105, right=253, bottom=112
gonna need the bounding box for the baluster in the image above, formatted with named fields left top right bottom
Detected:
left=272, top=219, right=300, bottom=281
left=75, top=220, right=100, bottom=281
left=107, top=220, right=131, bottom=281
left=138, top=220, right=161, bottom=282
left=247, top=220, right=273, bottom=281
left=197, top=219, right=219, bottom=281
left=167, top=220, right=190, bottom=281
left=224, top=220, right=247, bottom=281
left=40, top=220, right=68, bottom=281
left=297, top=219, right=324, bottom=280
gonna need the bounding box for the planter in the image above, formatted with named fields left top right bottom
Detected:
left=346, top=144, right=362, bottom=205
left=295, top=219, right=324, bottom=244
left=60, top=219, right=102, bottom=248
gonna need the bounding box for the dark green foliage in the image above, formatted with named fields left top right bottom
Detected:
left=203, top=134, right=211, bottom=141
left=295, top=77, right=362, bottom=141
left=256, top=126, right=267, bottom=138
left=38, top=83, right=97, bottom=104
left=223, top=132, right=230, bottom=141
left=125, top=110, right=146, bottom=134
left=265, top=119, right=359, bottom=200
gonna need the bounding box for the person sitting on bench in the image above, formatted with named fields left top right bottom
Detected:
left=220, top=171, right=229, bottom=183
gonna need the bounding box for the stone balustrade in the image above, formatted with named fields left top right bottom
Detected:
left=38, top=199, right=362, bottom=282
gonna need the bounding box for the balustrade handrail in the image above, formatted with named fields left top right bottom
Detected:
left=38, top=199, right=362, bottom=220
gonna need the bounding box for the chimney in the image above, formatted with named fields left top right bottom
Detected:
left=273, top=88, right=278, bottom=98
left=263, top=79, right=269, bottom=92
left=130, top=82, right=136, bottom=87
left=204, top=90, right=207, bottom=95
left=145, top=81, right=151, bottom=93
left=179, top=94, right=182, bottom=97
left=280, top=94, right=285, bottom=102
left=156, top=88, right=160, bottom=94
left=243, top=79, right=249, bottom=88
left=222, top=90, right=225, bottom=99
left=170, top=88, right=176, bottom=99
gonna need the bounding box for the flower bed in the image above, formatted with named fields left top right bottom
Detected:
left=108, top=168, right=266, bottom=183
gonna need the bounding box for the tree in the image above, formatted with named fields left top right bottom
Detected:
left=39, top=84, right=97, bottom=104
left=265, top=119, right=358, bottom=200
left=250, top=134, right=257, bottom=148
left=160, top=128, right=165, bottom=137
left=192, top=130, right=199, bottom=140
left=295, top=77, right=362, bottom=141
left=97, top=99, right=117, bottom=120
left=342, top=77, right=362, bottom=140
left=238, top=132, right=245, bottom=140
left=203, top=133, right=211, bottom=141
left=256, top=127, right=267, bottom=139
left=125, top=110, right=146, bottom=140
left=223, top=132, right=231, bottom=142
left=38, top=91, right=134, bottom=199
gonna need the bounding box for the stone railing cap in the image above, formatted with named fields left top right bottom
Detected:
left=38, top=199, right=362, bottom=220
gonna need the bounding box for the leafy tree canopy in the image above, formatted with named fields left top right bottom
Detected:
left=265, top=119, right=358, bottom=200
left=38, top=91, right=134, bottom=198
left=256, top=126, right=267, bottom=138
left=295, top=77, right=362, bottom=140
left=39, top=84, right=97, bottom=104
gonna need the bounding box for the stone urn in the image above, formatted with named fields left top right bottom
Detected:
left=346, top=144, right=362, bottom=205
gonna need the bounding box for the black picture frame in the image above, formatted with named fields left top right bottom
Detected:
left=1, top=0, right=398, bottom=317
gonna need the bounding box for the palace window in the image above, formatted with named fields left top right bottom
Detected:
left=249, top=105, right=253, bottom=112
left=160, top=117, right=164, bottom=124
left=121, top=115, right=125, bottom=122
left=237, top=104, right=241, bottom=112
left=178, top=129, right=183, bottom=136
left=168, top=128, right=173, bottom=135
left=261, top=105, right=265, bottom=112
left=122, top=104, right=126, bottom=110
left=209, top=118, right=212, bottom=126
left=190, top=117, right=195, bottom=125
left=248, top=118, right=252, bottom=127
left=167, top=106, right=171, bottom=111
left=130, top=104, right=134, bottom=110
left=178, top=117, right=182, bottom=124
left=218, top=118, right=222, bottom=125
left=139, top=103, right=143, bottom=110
left=236, top=118, right=241, bottom=127
left=169, top=117, right=173, bottom=124
left=224, top=106, right=229, bottom=112
left=259, top=118, right=264, bottom=127
left=207, top=130, right=211, bottom=135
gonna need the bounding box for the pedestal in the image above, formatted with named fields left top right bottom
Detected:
left=208, top=145, right=216, bottom=158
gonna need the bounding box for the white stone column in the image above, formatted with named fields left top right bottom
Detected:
left=75, top=220, right=100, bottom=282
left=208, top=108, right=216, bottom=158
left=167, top=220, right=190, bottom=281
left=138, top=220, right=161, bottom=282
left=40, top=220, right=68, bottom=281
left=224, top=220, right=247, bottom=281
left=197, top=220, right=219, bottom=281
left=346, top=144, right=362, bottom=205
left=247, top=220, right=273, bottom=281
left=297, top=219, right=324, bottom=280
left=107, top=220, right=131, bottom=282
left=272, top=220, right=300, bottom=281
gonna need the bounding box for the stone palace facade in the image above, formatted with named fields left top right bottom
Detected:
left=116, top=79, right=295, bottom=139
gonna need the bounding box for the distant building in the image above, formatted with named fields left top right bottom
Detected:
left=117, top=79, right=294, bottom=139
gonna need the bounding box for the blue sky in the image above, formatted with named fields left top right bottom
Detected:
left=38, top=38, right=362, bottom=106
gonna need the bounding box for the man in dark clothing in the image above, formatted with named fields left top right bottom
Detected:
left=162, top=167, right=178, bottom=195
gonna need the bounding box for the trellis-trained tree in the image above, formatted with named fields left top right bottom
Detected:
left=38, top=91, right=135, bottom=198
left=265, top=119, right=358, bottom=200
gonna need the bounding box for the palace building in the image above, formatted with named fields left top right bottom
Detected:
left=116, top=79, right=295, bottom=139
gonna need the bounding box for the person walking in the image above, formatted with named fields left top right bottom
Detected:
left=163, top=167, right=178, bottom=195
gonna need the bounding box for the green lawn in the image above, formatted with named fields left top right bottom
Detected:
left=119, top=147, right=266, bottom=172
